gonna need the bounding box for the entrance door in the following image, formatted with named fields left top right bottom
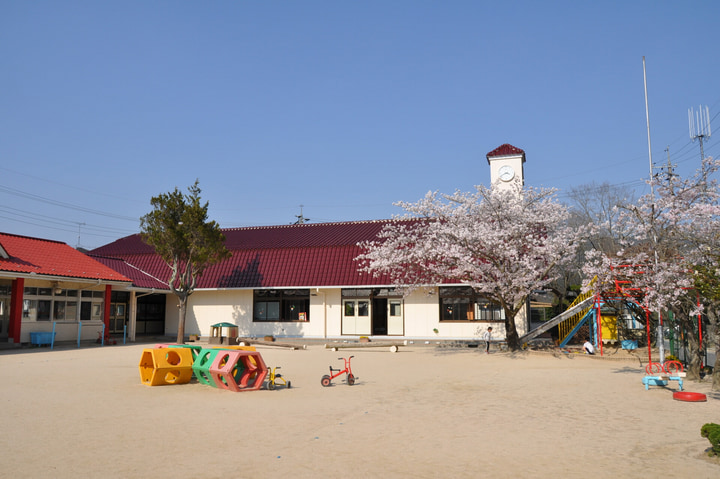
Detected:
left=110, top=303, right=127, bottom=333
left=387, top=299, right=404, bottom=335
left=372, top=298, right=388, bottom=336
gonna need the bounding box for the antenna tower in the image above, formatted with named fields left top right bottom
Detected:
left=76, top=222, right=86, bottom=248
left=689, top=105, right=712, bottom=166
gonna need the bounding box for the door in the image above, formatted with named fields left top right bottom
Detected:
left=342, top=299, right=371, bottom=335
left=372, top=298, right=387, bottom=335
left=387, top=299, right=404, bottom=336
left=110, top=303, right=127, bottom=334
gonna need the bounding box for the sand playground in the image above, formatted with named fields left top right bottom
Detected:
left=1, top=340, right=718, bottom=479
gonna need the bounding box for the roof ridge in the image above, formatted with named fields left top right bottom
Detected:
left=221, top=218, right=397, bottom=232
left=0, top=231, right=66, bottom=245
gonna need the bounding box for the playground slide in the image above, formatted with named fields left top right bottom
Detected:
left=518, top=296, right=595, bottom=345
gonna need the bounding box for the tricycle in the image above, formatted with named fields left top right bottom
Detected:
left=321, top=356, right=356, bottom=387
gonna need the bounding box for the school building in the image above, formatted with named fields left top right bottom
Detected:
left=1, top=144, right=531, bottom=345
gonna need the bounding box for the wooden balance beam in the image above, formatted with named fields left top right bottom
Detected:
left=324, top=341, right=406, bottom=353
left=236, top=338, right=306, bottom=350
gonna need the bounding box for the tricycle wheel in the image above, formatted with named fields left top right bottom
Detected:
left=347, top=373, right=355, bottom=386
left=321, top=375, right=331, bottom=387
left=286, top=381, right=292, bottom=389
left=268, top=381, right=276, bottom=390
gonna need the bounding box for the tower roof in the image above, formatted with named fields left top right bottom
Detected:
left=486, top=144, right=526, bottom=164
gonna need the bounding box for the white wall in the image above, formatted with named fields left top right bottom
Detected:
left=21, top=320, right=103, bottom=344
left=402, top=288, right=509, bottom=339
left=168, top=288, right=345, bottom=339
left=173, top=287, right=527, bottom=341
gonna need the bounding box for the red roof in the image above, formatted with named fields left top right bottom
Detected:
left=486, top=144, right=525, bottom=163
left=88, top=254, right=169, bottom=290
left=90, top=221, right=398, bottom=289
left=0, top=232, right=132, bottom=283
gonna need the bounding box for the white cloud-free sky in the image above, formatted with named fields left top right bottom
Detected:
left=1, top=1, right=718, bottom=249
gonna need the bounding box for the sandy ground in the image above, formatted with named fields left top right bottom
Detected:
left=0, top=340, right=718, bottom=479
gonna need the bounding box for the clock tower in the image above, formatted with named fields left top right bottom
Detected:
left=486, top=144, right=525, bottom=190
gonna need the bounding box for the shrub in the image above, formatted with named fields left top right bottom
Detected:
left=701, top=423, right=720, bottom=456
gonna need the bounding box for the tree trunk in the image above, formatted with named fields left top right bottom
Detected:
left=685, top=326, right=702, bottom=381
left=176, top=295, right=187, bottom=345
left=704, top=307, right=719, bottom=391
left=505, top=313, right=520, bottom=351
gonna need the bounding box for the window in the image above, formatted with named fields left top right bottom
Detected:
left=344, top=299, right=370, bottom=317
left=23, top=287, right=51, bottom=321
left=53, top=300, right=77, bottom=321
left=253, top=289, right=310, bottom=322
left=476, top=299, right=505, bottom=321
left=80, top=290, right=104, bottom=321
left=439, top=287, right=504, bottom=322
left=389, top=300, right=402, bottom=317
left=23, top=299, right=51, bottom=321
left=254, top=300, right=280, bottom=321
left=22, top=287, right=103, bottom=322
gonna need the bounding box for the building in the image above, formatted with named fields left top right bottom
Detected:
left=2, top=144, right=531, bottom=345
left=0, top=233, right=132, bottom=344
left=86, top=143, right=530, bottom=343
left=90, top=219, right=530, bottom=342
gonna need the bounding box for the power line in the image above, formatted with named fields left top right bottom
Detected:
left=0, top=206, right=136, bottom=235
left=0, top=184, right=139, bottom=222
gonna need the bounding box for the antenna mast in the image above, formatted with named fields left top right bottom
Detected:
left=643, top=56, right=664, bottom=363
left=689, top=105, right=712, bottom=178
left=76, top=222, right=85, bottom=248
left=294, top=205, right=310, bottom=224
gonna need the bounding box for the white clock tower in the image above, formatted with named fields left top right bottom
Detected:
left=486, top=144, right=525, bottom=190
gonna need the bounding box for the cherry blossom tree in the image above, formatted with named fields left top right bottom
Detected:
left=357, top=184, right=592, bottom=350
left=671, top=159, right=720, bottom=388
left=583, top=158, right=720, bottom=384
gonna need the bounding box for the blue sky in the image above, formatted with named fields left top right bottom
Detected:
left=1, top=1, right=718, bottom=249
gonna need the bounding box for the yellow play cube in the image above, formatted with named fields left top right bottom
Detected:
left=139, top=347, right=194, bottom=386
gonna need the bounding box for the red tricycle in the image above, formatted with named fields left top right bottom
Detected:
left=321, top=356, right=356, bottom=387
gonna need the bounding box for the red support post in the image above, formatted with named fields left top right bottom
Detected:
left=596, top=295, right=603, bottom=356
left=104, top=284, right=112, bottom=335
left=697, top=292, right=703, bottom=368
left=8, top=278, right=24, bottom=344
left=645, top=308, right=652, bottom=363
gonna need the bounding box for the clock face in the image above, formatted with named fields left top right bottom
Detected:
left=498, top=165, right=515, bottom=182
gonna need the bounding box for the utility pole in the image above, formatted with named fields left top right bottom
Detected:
left=656, top=146, right=677, bottom=194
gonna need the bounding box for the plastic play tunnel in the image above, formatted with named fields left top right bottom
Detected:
left=139, top=347, right=195, bottom=386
